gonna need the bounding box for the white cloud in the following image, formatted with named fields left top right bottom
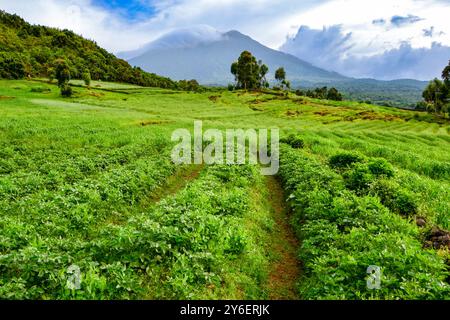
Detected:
left=281, top=24, right=450, bottom=80
left=280, top=0, right=450, bottom=56
left=0, top=0, right=330, bottom=52
left=1, top=0, right=449, bottom=63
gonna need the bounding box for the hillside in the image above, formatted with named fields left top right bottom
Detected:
left=0, top=10, right=176, bottom=88
left=297, top=78, right=428, bottom=108
left=0, top=79, right=449, bottom=299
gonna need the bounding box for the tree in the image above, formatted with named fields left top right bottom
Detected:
left=82, top=69, right=91, bottom=87
left=327, top=87, right=343, bottom=101
left=230, top=51, right=264, bottom=90
left=231, top=62, right=238, bottom=87
left=275, top=67, right=286, bottom=89
left=258, top=61, right=269, bottom=88
left=423, top=78, right=446, bottom=113
left=47, top=67, right=55, bottom=83
left=442, top=60, right=450, bottom=83
left=54, top=59, right=72, bottom=97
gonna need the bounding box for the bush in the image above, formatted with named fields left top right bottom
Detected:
left=295, top=89, right=304, bottom=96
left=343, top=163, right=374, bottom=193
left=329, top=152, right=365, bottom=169
left=60, top=84, right=73, bottom=97
left=370, top=179, right=418, bottom=216
left=367, top=158, right=395, bottom=178
left=326, top=87, right=343, bottom=101
left=0, top=52, right=26, bottom=79
left=30, top=86, right=51, bottom=93
left=82, top=70, right=91, bottom=87
left=280, top=134, right=305, bottom=149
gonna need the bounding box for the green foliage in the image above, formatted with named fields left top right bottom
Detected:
left=178, top=79, right=201, bottom=92
left=60, top=83, right=73, bottom=97
left=326, top=87, right=343, bottom=101
left=278, top=145, right=449, bottom=300
left=367, top=158, right=395, bottom=178
left=274, top=67, right=286, bottom=83
left=82, top=69, right=91, bottom=87
left=231, top=51, right=267, bottom=90
left=343, top=163, right=375, bottom=193
left=420, top=61, right=450, bottom=116
left=30, top=86, right=50, bottom=93
left=302, top=86, right=344, bottom=101
left=370, top=179, right=418, bottom=216
left=329, top=152, right=365, bottom=169
left=0, top=52, right=25, bottom=79
left=1, top=80, right=449, bottom=300
left=54, top=59, right=72, bottom=97
left=280, top=134, right=305, bottom=149
left=54, top=59, right=70, bottom=86
left=0, top=10, right=179, bottom=89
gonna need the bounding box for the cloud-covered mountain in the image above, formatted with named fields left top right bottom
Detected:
left=118, top=25, right=224, bottom=60
left=124, top=27, right=347, bottom=85
left=280, top=25, right=450, bottom=81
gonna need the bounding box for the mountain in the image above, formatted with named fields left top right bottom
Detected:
left=125, top=27, right=427, bottom=107
left=0, top=10, right=176, bottom=88
left=125, top=28, right=347, bottom=85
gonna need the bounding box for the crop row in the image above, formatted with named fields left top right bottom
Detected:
left=0, top=162, right=269, bottom=299
left=278, top=143, right=449, bottom=299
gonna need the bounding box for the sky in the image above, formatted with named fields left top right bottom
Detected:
left=1, top=0, right=449, bottom=79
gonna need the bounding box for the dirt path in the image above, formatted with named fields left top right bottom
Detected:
left=265, top=175, right=301, bottom=300
left=148, top=164, right=204, bottom=204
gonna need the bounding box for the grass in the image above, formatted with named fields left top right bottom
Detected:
left=0, top=79, right=449, bottom=299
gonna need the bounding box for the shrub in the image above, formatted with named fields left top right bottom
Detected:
left=82, top=70, right=91, bottom=87
left=30, top=86, right=51, bottom=93
left=280, top=134, right=305, bottom=149
left=0, top=52, right=26, bottom=79
left=370, top=179, right=418, bottom=216
left=295, top=89, right=304, bottom=96
left=343, top=163, right=374, bottom=193
left=60, top=84, right=73, bottom=97
left=329, top=152, right=365, bottom=170
left=367, top=158, right=395, bottom=178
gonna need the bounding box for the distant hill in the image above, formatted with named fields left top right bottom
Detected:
left=125, top=28, right=347, bottom=85
left=0, top=10, right=176, bottom=88
left=297, top=78, right=428, bottom=109
left=124, top=27, right=427, bottom=107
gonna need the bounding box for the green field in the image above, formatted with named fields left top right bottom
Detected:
left=0, top=80, right=449, bottom=299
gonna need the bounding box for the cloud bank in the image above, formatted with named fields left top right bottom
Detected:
left=280, top=25, right=450, bottom=80
left=1, top=0, right=450, bottom=80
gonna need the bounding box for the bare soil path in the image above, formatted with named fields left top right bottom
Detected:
left=265, top=175, right=301, bottom=300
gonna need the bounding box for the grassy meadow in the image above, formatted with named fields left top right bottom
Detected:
left=0, top=79, right=449, bottom=299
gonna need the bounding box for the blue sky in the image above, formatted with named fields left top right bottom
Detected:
left=91, top=0, right=156, bottom=20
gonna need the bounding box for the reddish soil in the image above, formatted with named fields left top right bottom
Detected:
left=266, top=176, right=301, bottom=300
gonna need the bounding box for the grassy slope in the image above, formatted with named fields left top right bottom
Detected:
left=0, top=79, right=449, bottom=299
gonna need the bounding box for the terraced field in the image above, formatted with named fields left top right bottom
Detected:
left=0, top=80, right=449, bottom=299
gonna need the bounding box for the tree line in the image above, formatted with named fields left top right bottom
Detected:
left=0, top=10, right=202, bottom=92
left=229, top=50, right=343, bottom=101
left=418, top=60, right=450, bottom=117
